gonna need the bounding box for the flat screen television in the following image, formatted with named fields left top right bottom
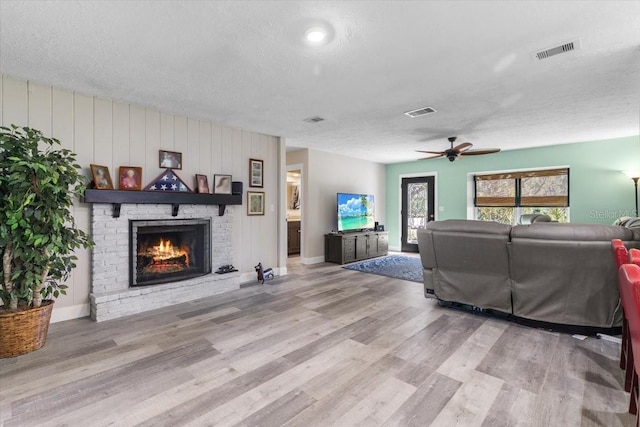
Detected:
left=337, top=193, right=375, bottom=232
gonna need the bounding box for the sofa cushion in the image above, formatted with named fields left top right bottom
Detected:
left=625, top=218, right=640, bottom=229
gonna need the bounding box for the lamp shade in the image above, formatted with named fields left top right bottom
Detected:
left=624, top=170, right=640, bottom=180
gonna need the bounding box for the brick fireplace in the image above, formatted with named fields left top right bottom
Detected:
left=89, top=203, right=238, bottom=321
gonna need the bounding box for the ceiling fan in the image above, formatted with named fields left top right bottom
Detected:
left=416, top=136, right=501, bottom=162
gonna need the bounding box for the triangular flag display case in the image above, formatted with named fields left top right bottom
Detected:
left=84, top=168, right=241, bottom=218
left=144, top=169, right=192, bottom=193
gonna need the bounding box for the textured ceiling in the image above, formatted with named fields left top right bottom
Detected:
left=1, top=1, right=639, bottom=164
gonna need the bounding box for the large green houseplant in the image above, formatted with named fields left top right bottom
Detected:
left=0, top=125, right=92, bottom=357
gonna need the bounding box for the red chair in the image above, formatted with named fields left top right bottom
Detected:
left=613, top=239, right=632, bottom=389
left=619, top=263, right=640, bottom=422
left=632, top=249, right=640, bottom=267
left=614, top=239, right=631, bottom=267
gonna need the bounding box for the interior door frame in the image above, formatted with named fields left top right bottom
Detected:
left=399, top=172, right=437, bottom=252
left=287, top=163, right=304, bottom=259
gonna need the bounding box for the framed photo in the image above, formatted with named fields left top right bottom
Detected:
left=249, top=158, right=263, bottom=188
left=118, top=166, right=142, bottom=191
left=90, top=164, right=114, bottom=190
left=247, top=191, right=265, bottom=216
left=214, top=174, right=232, bottom=194
left=159, top=150, right=182, bottom=170
left=195, top=174, right=209, bottom=194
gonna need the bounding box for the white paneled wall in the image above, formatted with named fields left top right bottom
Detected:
left=1, top=75, right=282, bottom=322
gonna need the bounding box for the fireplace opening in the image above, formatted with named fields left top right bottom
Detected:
left=130, top=219, right=211, bottom=286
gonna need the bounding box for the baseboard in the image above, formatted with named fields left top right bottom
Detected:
left=51, top=303, right=90, bottom=323
left=301, top=256, right=325, bottom=265
left=240, top=272, right=257, bottom=284
left=388, top=245, right=401, bottom=252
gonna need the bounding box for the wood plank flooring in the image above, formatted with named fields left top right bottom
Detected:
left=0, top=256, right=633, bottom=426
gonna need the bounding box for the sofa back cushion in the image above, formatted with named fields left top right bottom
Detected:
left=511, top=222, right=637, bottom=241
left=427, top=219, right=512, bottom=235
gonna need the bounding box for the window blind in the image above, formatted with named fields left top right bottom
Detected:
left=474, top=168, right=569, bottom=207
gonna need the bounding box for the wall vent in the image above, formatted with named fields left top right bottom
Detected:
left=303, top=116, right=325, bottom=123
left=533, top=39, right=580, bottom=60
left=404, top=106, right=437, bottom=118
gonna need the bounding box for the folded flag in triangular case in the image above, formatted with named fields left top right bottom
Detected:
left=144, top=169, right=192, bottom=192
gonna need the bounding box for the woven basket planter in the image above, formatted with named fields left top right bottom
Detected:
left=0, top=300, right=54, bottom=358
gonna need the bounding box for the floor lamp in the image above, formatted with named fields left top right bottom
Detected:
left=625, top=171, right=640, bottom=217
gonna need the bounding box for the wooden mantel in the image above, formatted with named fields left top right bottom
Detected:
left=83, top=189, right=242, bottom=218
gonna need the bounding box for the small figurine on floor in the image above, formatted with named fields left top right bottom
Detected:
left=255, top=262, right=274, bottom=284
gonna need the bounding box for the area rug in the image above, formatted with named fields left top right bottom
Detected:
left=342, top=255, right=423, bottom=283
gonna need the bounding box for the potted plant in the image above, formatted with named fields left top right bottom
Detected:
left=0, top=125, right=92, bottom=358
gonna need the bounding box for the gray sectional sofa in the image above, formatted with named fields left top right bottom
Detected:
left=417, top=220, right=640, bottom=329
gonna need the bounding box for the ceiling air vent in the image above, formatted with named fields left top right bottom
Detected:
left=303, top=116, right=325, bottom=123
left=404, top=106, right=437, bottom=118
left=533, top=39, right=580, bottom=60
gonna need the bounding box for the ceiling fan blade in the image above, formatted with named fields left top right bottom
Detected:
left=418, top=153, right=445, bottom=160
left=415, top=150, right=446, bottom=155
left=460, top=148, right=501, bottom=156
left=452, top=142, right=473, bottom=153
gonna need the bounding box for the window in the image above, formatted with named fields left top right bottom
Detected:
left=474, top=168, right=569, bottom=224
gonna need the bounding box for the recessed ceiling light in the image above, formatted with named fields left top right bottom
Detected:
left=305, top=27, right=327, bottom=43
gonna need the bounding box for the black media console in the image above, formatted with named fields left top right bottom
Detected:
left=325, top=231, right=388, bottom=265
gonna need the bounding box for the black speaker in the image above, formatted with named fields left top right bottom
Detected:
left=232, top=181, right=243, bottom=195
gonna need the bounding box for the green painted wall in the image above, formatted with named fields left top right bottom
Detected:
left=385, top=136, right=640, bottom=249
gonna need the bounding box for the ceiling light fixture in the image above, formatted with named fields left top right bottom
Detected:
left=305, top=27, right=327, bottom=44
left=303, top=116, right=325, bottom=123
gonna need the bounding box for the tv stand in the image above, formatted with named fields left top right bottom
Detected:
left=325, top=231, right=388, bottom=264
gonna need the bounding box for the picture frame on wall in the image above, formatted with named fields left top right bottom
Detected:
left=90, top=164, right=114, bottom=190
left=195, top=174, right=209, bottom=194
left=249, top=158, right=263, bottom=188
left=159, top=150, right=182, bottom=170
left=118, top=166, right=142, bottom=191
left=213, top=174, right=232, bottom=194
left=247, top=191, right=265, bottom=216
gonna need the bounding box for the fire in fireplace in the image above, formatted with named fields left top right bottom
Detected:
left=130, top=219, right=211, bottom=286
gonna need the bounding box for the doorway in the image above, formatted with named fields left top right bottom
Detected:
left=286, top=169, right=301, bottom=257
left=401, top=176, right=435, bottom=252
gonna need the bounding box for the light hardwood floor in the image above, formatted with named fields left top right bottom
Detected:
left=0, top=256, right=633, bottom=427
